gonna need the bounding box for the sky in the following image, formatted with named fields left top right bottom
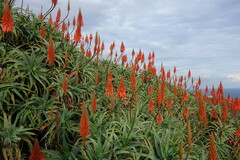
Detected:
left=15, top=0, right=240, bottom=89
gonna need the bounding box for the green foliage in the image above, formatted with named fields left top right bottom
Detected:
left=0, top=3, right=239, bottom=160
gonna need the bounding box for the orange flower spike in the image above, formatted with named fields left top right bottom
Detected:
left=198, top=76, right=201, bottom=86
left=221, top=102, right=228, bottom=121
left=143, top=63, right=146, bottom=70
left=236, top=127, right=240, bottom=137
left=40, top=23, right=45, bottom=38
left=89, top=33, right=93, bottom=41
left=156, top=111, right=163, bottom=124
left=121, top=55, right=127, bottom=66
left=167, top=70, right=171, bottom=79
left=65, top=31, right=70, bottom=42
left=49, top=14, right=53, bottom=25
left=198, top=90, right=207, bottom=124
left=148, top=85, right=154, bottom=95
left=77, top=9, right=84, bottom=27
left=64, top=50, right=68, bottom=67
left=91, top=91, right=97, bottom=113
left=116, top=75, right=127, bottom=100
left=130, top=66, right=136, bottom=92
left=132, top=49, right=135, bottom=57
left=183, top=107, right=189, bottom=119
left=51, top=0, right=58, bottom=6
left=95, top=69, right=99, bottom=85
left=74, top=24, right=82, bottom=43
left=105, top=70, right=113, bottom=96
left=173, top=66, right=177, bottom=74
left=61, top=21, right=66, bottom=33
left=188, top=70, right=191, bottom=79
left=67, top=0, right=70, bottom=12
left=39, top=9, right=43, bottom=20
left=47, top=35, right=56, bottom=65
left=62, top=73, right=68, bottom=94
left=211, top=108, right=218, bottom=118
left=205, top=85, right=209, bottom=94
left=79, top=102, right=90, bottom=147
left=56, top=8, right=61, bottom=22
left=148, top=99, right=154, bottom=112
left=85, top=35, right=89, bottom=44
left=72, top=16, right=76, bottom=27
left=181, top=90, right=188, bottom=104
left=1, top=0, right=14, bottom=32
left=186, top=118, right=192, bottom=153
left=29, top=139, right=45, bottom=160
left=218, top=81, right=224, bottom=95
left=120, top=41, right=125, bottom=52
left=101, top=42, right=105, bottom=51
left=148, top=52, right=151, bottom=60
left=208, top=133, right=219, bottom=160
left=166, top=98, right=172, bottom=109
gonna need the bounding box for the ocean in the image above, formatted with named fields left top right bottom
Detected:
left=224, top=88, right=240, bottom=99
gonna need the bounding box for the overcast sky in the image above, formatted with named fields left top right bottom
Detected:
left=15, top=0, right=240, bottom=89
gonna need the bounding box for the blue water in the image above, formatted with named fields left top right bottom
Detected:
left=224, top=88, right=240, bottom=99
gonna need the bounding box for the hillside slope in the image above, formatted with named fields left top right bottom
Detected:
left=0, top=1, right=239, bottom=159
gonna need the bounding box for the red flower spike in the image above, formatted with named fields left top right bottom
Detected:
left=61, top=21, right=66, bottom=33
left=198, top=90, right=207, bottom=123
left=211, top=108, right=218, bottom=118
left=156, top=111, right=163, bottom=124
left=65, top=31, right=70, bottom=42
left=91, top=91, right=97, bottom=113
left=236, top=127, right=240, bottom=137
left=40, top=23, right=45, bottom=38
left=130, top=66, right=136, bottom=92
left=167, top=70, right=171, bottom=79
left=120, top=41, right=125, bottom=52
left=72, top=16, right=76, bottom=26
left=205, top=85, right=209, bottom=94
left=56, top=8, right=61, bottom=22
left=67, top=0, right=70, bottom=12
left=166, top=98, right=172, bottom=109
left=173, top=66, right=177, bottom=74
left=62, top=73, right=68, bottom=93
left=183, top=107, right=189, bottom=118
left=221, top=102, right=228, bottom=121
left=116, top=75, right=127, bottom=100
left=148, top=52, right=151, bottom=60
left=29, top=139, right=45, bottom=160
left=208, top=133, right=219, bottom=160
left=1, top=0, right=14, bottom=32
left=148, top=85, right=154, bottom=95
left=77, top=9, right=84, bottom=27
left=122, top=55, right=127, bottom=63
left=79, top=102, right=90, bottom=147
left=181, top=91, right=188, bottom=104
left=101, top=42, right=105, bottom=51
left=132, top=49, right=135, bottom=57
left=47, top=35, right=56, bottom=65
left=49, top=14, right=53, bottom=25
left=148, top=99, right=154, bottom=112
left=74, top=24, right=82, bottom=43
left=188, top=70, right=191, bottom=79
left=152, top=51, right=155, bottom=59
left=198, top=76, right=201, bottom=86
left=95, top=69, right=99, bottom=85
left=51, top=0, right=58, bottom=6
left=39, top=10, right=43, bottom=20
left=89, top=33, right=93, bottom=40
left=105, top=70, right=113, bottom=96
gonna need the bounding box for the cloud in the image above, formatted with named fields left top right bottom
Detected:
left=14, top=0, right=240, bottom=88
left=225, top=75, right=240, bottom=82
